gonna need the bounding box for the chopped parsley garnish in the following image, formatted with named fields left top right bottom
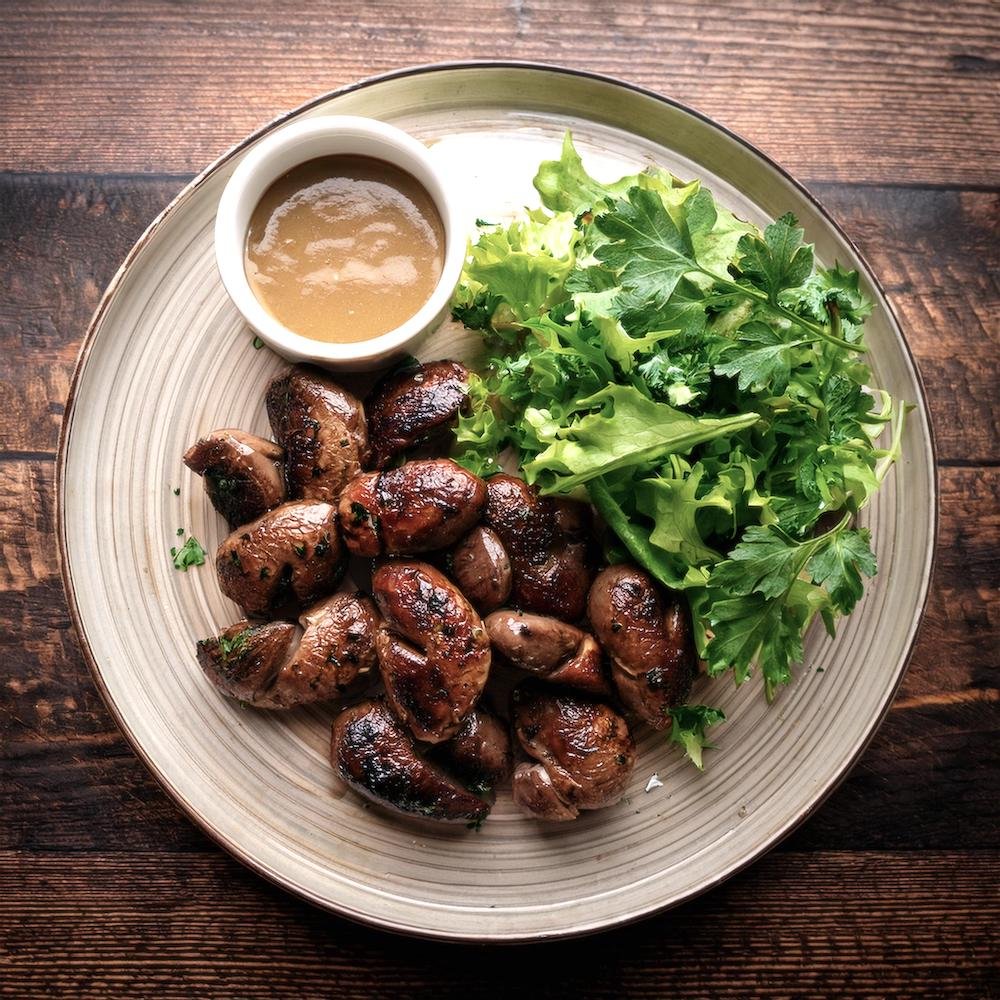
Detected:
left=667, top=705, right=726, bottom=770
left=218, top=629, right=249, bottom=661
left=170, top=536, right=206, bottom=571
left=252, top=335, right=264, bottom=350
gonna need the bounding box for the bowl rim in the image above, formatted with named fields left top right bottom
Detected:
left=214, top=114, right=466, bottom=366
left=56, top=60, right=940, bottom=944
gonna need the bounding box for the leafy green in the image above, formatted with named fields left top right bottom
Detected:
left=714, top=322, right=804, bottom=395
left=450, top=131, right=908, bottom=715
left=808, top=528, right=877, bottom=615
left=732, top=213, right=814, bottom=303
left=460, top=208, right=578, bottom=324
left=218, top=629, right=249, bottom=661
left=636, top=463, right=733, bottom=566
left=667, top=705, right=726, bottom=770
left=453, top=374, right=505, bottom=477
left=170, top=535, right=206, bottom=572
left=522, top=384, right=759, bottom=493
left=594, top=186, right=700, bottom=308
left=534, top=131, right=637, bottom=215
left=702, top=516, right=878, bottom=698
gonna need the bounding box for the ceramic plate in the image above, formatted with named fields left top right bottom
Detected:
left=58, top=63, right=936, bottom=941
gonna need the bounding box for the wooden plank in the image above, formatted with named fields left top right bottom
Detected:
left=0, top=850, right=997, bottom=996
left=0, top=1, right=998, bottom=185
left=0, top=174, right=184, bottom=454
left=1, top=173, right=997, bottom=461
left=2, top=461, right=997, bottom=852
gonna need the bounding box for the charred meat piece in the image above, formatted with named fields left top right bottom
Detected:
left=336, top=472, right=381, bottom=557
left=431, top=704, right=512, bottom=793
left=365, top=359, right=469, bottom=469
left=485, top=610, right=610, bottom=696
left=449, top=526, right=512, bottom=613
left=196, top=592, right=380, bottom=708
left=511, top=763, right=579, bottom=822
left=183, top=429, right=285, bottom=529
left=216, top=500, right=345, bottom=616
left=266, top=364, right=367, bottom=502
left=339, top=459, right=486, bottom=557
left=587, top=564, right=695, bottom=730
left=332, top=699, right=490, bottom=824
left=258, top=592, right=380, bottom=708
left=196, top=620, right=297, bottom=704
left=483, top=474, right=595, bottom=622
left=372, top=561, right=491, bottom=743
left=511, top=681, right=635, bottom=821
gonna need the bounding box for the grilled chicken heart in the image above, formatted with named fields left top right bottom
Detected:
left=511, top=680, right=635, bottom=822
left=448, top=525, right=513, bottom=613
left=338, top=459, right=486, bottom=557
left=196, top=592, right=379, bottom=707
left=215, top=500, right=344, bottom=616
left=372, top=561, right=491, bottom=743
left=483, top=474, right=595, bottom=622
left=431, top=704, right=512, bottom=793
left=183, top=428, right=286, bottom=529
left=365, top=359, right=469, bottom=469
left=587, top=564, right=695, bottom=730
left=332, top=699, right=491, bottom=824
left=485, top=610, right=610, bottom=696
left=266, top=364, right=367, bottom=503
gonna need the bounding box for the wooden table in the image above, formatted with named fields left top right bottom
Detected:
left=2, top=2, right=998, bottom=995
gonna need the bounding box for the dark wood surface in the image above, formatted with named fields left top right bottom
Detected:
left=1, top=2, right=998, bottom=996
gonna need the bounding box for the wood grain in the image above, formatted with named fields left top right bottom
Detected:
left=2, top=0, right=999, bottom=988
left=2, top=174, right=996, bottom=461
left=1, top=850, right=997, bottom=997
left=3, top=462, right=997, bottom=853
left=2, top=1, right=999, bottom=185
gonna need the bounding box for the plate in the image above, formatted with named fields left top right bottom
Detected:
left=58, top=63, right=936, bottom=941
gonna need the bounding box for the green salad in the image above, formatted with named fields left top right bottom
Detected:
left=450, top=133, right=909, bottom=718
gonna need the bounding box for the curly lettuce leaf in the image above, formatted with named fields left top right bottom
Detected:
left=635, top=463, right=733, bottom=566
left=522, top=384, right=759, bottom=493
left=534, top=131, right=683, bottom=217
left=463, top=208, right=578, bottom=322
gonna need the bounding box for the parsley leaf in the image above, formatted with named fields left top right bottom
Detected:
left=218, top=629, right=249, bottom=661
left=808, top=528, right=877, bottom=615
left=733, top=213, right=814, bottom=303
left=595, top=186, right=699, bottom=308
left=170, top=536, right=206, bottom=571
left=714, top=322, right=803, bottom=395
left=667, top=705, right=726, bottom=770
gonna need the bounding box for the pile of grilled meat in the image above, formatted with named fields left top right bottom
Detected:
left=184, top=361, right=696, bottom=826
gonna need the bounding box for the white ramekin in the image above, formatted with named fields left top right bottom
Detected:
left=214, top=116, right=465, bottom=371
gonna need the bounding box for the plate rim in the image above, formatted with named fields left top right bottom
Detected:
left=56, top=59, right=940, bottom=943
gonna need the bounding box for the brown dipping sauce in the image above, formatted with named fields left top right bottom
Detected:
left=245, top=155, right=445, bottom=343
